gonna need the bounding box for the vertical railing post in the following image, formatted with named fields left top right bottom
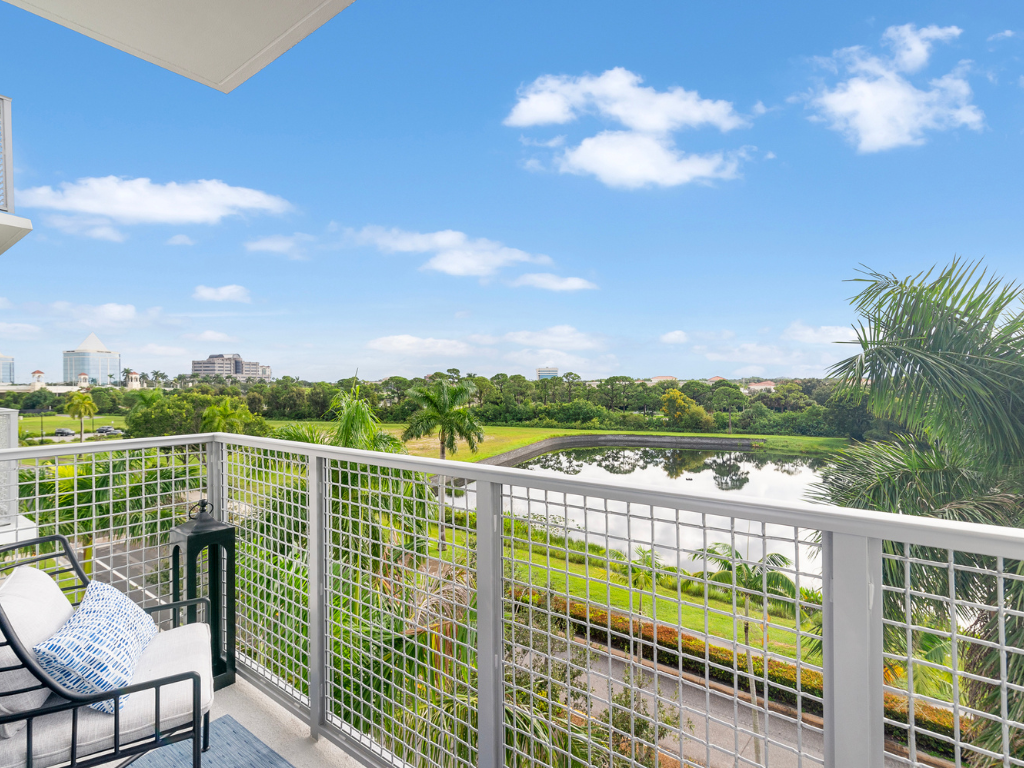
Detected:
left=822, top=531, right=884, bottom=768
left=0, top=408, right=17, bottom=526
left=206, top=435, right=225, bottom=517
left=475, top=479, right=505, bottom=768
left=0, top=95, right=13, bottom=213
left=307, top=454, right=326, bottom=740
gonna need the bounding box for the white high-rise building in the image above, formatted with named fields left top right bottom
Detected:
left=63, top=333, right=121, bottom=386
left=536, top=367, right=558, bottom=380
left=0, top=353, right=12, bottom=384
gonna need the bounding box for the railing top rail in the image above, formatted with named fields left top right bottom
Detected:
left=5, top=432, right=1024, bottom=559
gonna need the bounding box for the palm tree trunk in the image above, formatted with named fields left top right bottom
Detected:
left=744, top=595, right=762, bottom=764
left=80, top=418, right=85, bottom=443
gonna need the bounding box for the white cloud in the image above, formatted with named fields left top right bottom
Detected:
left=245, top=232, right=315, bottom=260
left=660, top=330, right=689, bottom=344
left=21, top=177, right=290, bottom=242
left=503, top=325, right=601, bottom=351
left=366, top=335, right=473, bottom=356
left=349, top=226, right=551, bottom=278
left=559, top=132, right=744, bottom=189
left=520, top=135, right=566, bottom=148
left=510, top=273, right=597, bottom=291
left=0, top=322, right=42, bottom=339
left=506, top=67, right=751, bottom=189
left=192, top=285, right=251, bottom=303
left=140, top=343, right=185, bottom=356
left=752, top=101, right=768, bottom=116
left=988, top=30, right=1015, bottom=42
left=167, top=234, right=195, bottom=246
left=781, top=321, right=857, bottom=344
left=809, top=23, right=983, bottom=152
left=185, top=330, right=239, bottom=343
left=506, top=68, right=747, bottom=133
left=47, top=215, right=126, bottom=242
left=764, top=151, right=777, bottom=160
left=504, top=348, right=589, bottom=369
left=50, top=301, right=142, bottom=328
left=21, top=177, right=290, bottom=224
left=467, top=334, right=499, bottom=345
left=883, top=23, right=962, bottom=72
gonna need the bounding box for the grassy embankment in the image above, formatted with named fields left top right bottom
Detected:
left=264, top=421, right=847, bottom=459
left=427, top=525, right=819, bottom=664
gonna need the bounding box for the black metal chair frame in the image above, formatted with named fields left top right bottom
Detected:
left=0, top=534, right=213, bottom=767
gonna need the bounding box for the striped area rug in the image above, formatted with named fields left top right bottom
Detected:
left=131, top=715, right=294, bottom=767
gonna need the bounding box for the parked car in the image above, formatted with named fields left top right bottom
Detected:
left=96, top=426, right=113, bottom=433
left=53, top=428, right=74, bottom=436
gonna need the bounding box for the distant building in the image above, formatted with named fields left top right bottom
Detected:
left=63, top=333, right=121, bottom=386
left=30, top=371, right=45, bottom=392
left=192, top=354, right=271, bottom=382
left=649, top=375, right=677, bottom=385
left=536, top=367, right=558, bottom=380
left=0, top=353, right=12, bottom=384
left=126, top=371, right=142, bottom=390
left=745, top=380, right=777, bottom=394
left=707, top=376, right=726, bottom=384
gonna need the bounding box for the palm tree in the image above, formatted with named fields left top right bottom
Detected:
left=66, top=392, right=98, bottom=443
left=121, top=367, right=132, bottom=387
left=131, top=387, right=163, bottom=413
left=402, top=379, right=483, bottom=551
left=696, top=542, right=796, bottom=766
left=619, top=546, right=661, bottom=616
left=812, top=261, right=1024, bottom=759
left=200, top=400, right=248, bottom=433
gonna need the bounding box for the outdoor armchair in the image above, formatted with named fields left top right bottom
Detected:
left=0, top=535, right=214, bottom=768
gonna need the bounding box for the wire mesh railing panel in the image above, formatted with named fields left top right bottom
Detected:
left=224, top=442, right=311, bottom=707
left=11, top=442, right=208, bottom=607
left=501, top=483, right=825, bottom=768
left=881, top=542, right=1024, bottom=767
left=322, top=459, right=478, bottom=768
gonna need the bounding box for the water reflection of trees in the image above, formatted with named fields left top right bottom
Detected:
left=520, top=447, right=824, bottom=491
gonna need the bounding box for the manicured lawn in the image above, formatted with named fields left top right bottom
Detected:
left=18, top=413, right=127, bottom=437
left=265, top=420, right=847, bottom=460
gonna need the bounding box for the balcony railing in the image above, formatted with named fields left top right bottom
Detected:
left=0, top=95, right=12, bottom=213
left=2, top=433, right=1023, bottom=768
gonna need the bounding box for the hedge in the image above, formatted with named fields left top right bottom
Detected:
left=514, top=590, right=960, bottom=760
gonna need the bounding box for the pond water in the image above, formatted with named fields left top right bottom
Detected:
left=516, top=447, right=828, bottom=505
left=505, top=447, right=832, bottom=577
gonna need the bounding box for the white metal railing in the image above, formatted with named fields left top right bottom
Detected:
left=0, top=95, right=12, bottom=213
left=2, top=433, right=1024, bottom=768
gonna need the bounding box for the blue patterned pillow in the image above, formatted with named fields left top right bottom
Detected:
left=33, top=581, right=158, bottom=714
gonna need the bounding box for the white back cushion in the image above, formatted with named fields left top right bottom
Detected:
left=0, top=566, right=75, bottom=737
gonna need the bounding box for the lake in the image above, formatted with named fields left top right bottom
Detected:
left=506, top=447, right=831, bottom=577
left=516, top=447, right=828, bottom=504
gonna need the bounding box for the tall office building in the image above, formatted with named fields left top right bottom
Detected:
left=63, top=333, right=121, bottom=386
left=192, top=354, right=272, bottom=382
left=0, top=353, right=12, bottom=384
left=536, top=367, right=559, bottom=380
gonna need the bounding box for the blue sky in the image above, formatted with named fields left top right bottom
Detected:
left=2, top=1, right=1023, bottom=382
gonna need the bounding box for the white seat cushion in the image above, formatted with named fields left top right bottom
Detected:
left=0, top=567, right=75, bottom=738
left=0, top=622, right=214, bottom=768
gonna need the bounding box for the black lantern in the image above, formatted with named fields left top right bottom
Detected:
left=170, top=499, right=236, bottom=690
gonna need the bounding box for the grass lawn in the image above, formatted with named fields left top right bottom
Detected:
left=265, top=420, right=847, bottom=460
left=18, top=413, right=127, bottom=437
left=428, top=526, right=820, bottom=665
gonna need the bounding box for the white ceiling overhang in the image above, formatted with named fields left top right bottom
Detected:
left=2, top=0, right=358, bottom=92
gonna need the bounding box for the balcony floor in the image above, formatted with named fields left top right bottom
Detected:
left=207, top=679, right=357, bottom=768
